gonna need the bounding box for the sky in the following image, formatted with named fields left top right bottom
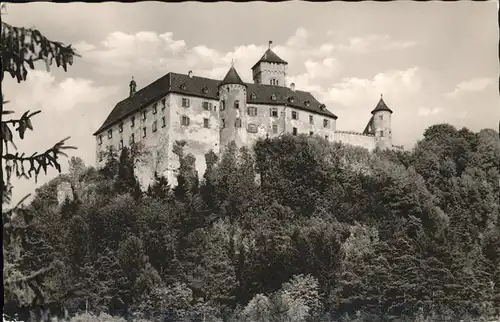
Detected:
left=2, top=1, right=499, bottom=204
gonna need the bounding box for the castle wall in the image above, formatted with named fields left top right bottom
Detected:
left=372, top=110, right=392, bottom=150
left=334, top=131, right=376, bottom=151
left=164, top=93, right=220, bottom=185
left=219, top=84, right=249, bottom=153
left=252, top=62, right=287, bottom=86
left=284, top=106, right=337, bottom=141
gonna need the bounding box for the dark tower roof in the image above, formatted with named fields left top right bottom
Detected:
left=371, top=94, right=393, bottom=114
left=219, top=65, right=246, bottom=87
left=251, top=48, right=288, bottom=70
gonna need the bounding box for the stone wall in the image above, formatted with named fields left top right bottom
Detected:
left=334, top=131, right=376, bottom=151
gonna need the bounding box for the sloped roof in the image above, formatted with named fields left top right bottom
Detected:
left=93, top=72, right=337, bottom=136
left=219, top=66, right=246, bottom=87
left=251, top=48, right=288, bottom=70
left=371, top=96, right=393, bottom=114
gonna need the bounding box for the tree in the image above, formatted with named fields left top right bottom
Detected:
left=2, top=12, right=79, bottom=321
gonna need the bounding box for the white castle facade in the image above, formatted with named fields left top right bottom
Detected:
left=93, top=42, right=401, bottom=187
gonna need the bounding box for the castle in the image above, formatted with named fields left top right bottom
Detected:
left=93, top=42, right=400, bottom=187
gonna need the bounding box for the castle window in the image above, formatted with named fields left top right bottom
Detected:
left=130, top=133, right=135, bottom=144
left=248, top=106, right=257, bottom=116
left=325, top=135, right=329, bottom=140
left=181, top=116, right=190, bottom=126
left=119, top=139, right=124, bottom=149
left=270, top=108, right=278, bottom=118
left=98, top=135, right=102, bottom=145
left=323, top=119, right=329, bottom=128
left=182, top=98, right=190, bottom=108
left=153, top=103, right=157, bottom=114
left=221, top=100, right=226, bottom=111
left=152, top=120, right=158, bottom=132
left=119, top=123, right=123, bottom=133
left=235, top=118, right=242, bottom=128
left=288, top=96, right=295, bottom=103
left=247, top=123, right=258, bottom=133
left=234, top=100, right=240, bottom=109
left=380, top=130, right=384, bottom=137
left=292, top=127, right=298, bottom=135
left=304, top=100, right=310, bottom=107
left=221, top=118, right=226, bottom=128
left=309, top=115, right=314, bottom=124
left=309, top=131, right=314, bottom=136
left=142, top=110, right=147, bottom=120
left=292, top=111, right=298, bottom=120
left=162, top=116, right=166, bottom=128
left=161, top=98, right=166, bottom=110
left=272, top=124, right=278, bottom=134
left=203, top=118, right=210, bottom=128
left=143, top=127, right=147, bottom=138
left=107, top=129, right=112, bottom=139
left=379, top=115, right=383, bottom=120
left=203, top=101, right=211, bottom=111
left=131, top=116, right=135, bottom=128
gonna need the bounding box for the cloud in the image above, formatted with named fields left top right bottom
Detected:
left=3, top=71, right=119, bottom=204
left=417, top=106, right=443, bottom=117
left=286, top=27, right=309, bottom=47
left=322, top=67, right=422, bottom=107
left=336, top=34, right=417, bottom=54
left=444, top=77, right=496, bottom=99
left=4, top=70, right=116, bottom=113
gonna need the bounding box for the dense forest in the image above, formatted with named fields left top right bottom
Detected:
left=3, top=125, right=500, bottom=322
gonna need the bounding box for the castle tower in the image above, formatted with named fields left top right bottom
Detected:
left=371, top=94, right=393, bottom=150
left=218, top=64, right=248, bottom=152
left=251, top=41, right=288, bottom=86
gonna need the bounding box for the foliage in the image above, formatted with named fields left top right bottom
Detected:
left=1, top=11, right=79, bottom=322
left=4, top=124, right=500, bottom=322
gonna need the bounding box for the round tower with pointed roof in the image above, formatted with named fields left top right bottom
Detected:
left=251, top=41, right=288, bottom=86
left=371, top=94, right=393, bottom=150
left=218, top=64, right=248, bottom=151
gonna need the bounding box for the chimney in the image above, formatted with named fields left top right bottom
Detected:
left=188, top=70, right=193, bottom=78
left=129, top=76, right=137, bottom=97
left=290, top=83, right=295, bottom=91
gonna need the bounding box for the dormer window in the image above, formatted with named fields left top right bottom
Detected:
left=304, top=100, right=311, bottom=107
left=319, top=104, right=326, bottom=111
left=250, top=93, right=257, bottom=100
left=180, top=83, right=187, bottom=90
left=288, top=96, right=295, bottom=103
left=271, top=94, right=277, bottom=101
left=202, top=87, right=209, bottom=94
